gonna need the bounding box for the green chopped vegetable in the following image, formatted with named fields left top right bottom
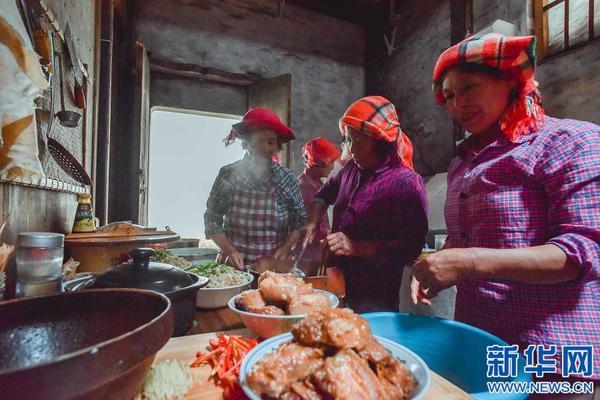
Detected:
left=190, top=262, right=249, bottom=288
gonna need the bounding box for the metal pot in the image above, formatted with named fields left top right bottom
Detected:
left=64, top=248, right=208, bottom=336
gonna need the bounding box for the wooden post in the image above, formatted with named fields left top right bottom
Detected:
left=450, top=0, right=473, bottom=45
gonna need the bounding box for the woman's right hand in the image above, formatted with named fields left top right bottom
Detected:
left=302, top=223, right=318, bottom=249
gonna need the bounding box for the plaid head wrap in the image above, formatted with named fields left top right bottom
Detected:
left=339, top=96, right=414, bottom=170
left=302, top=137, right=341, bottom=167
left=432, top=33, right=545, bottom=141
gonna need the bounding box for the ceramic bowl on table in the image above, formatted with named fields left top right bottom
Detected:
left=0, top=288, right=172, bottom=400
left=194, top=272, right=254, bottom=309
left=239, top=332, right=431, bottom=400
left=228, top=289, right=339, bottom=338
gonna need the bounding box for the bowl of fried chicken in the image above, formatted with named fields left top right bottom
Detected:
left=228, top=271, right=339, bottom=338
left=239, top=308, right=430, bottom=400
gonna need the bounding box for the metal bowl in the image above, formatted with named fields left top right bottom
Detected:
left=227, top=290, right=339, bottom=338
left=0, top=289, right=172, bottom=400
left=194, top=272, right=254, bottom=309
left=239, top=332, right=431, bottom=400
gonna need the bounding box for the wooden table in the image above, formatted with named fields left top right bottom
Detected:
left=188, top=307, right=244, bottom=335
left=154, top=329, right=473, bottom=399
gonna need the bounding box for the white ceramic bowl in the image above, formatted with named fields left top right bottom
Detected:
left=228, top=290, right=339, bottom=338
left=239, top=332, right=431, bottom=400
left=194, top=272, right=253, bottom=309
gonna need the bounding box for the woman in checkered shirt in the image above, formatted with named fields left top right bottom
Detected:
left=204, top=108, right=306, bottom=269
left=411, top=34, right=600, bottom=385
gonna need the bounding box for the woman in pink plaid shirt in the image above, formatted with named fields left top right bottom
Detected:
left=411, top=33, right=600, bottom=389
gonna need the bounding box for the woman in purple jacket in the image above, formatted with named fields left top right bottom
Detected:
left=303, top=96, right=428, bottom=313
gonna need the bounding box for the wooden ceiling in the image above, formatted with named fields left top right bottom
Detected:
left=288, top=0, right=387, bottom=25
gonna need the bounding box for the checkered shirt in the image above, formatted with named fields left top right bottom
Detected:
left=446, top=117, right=600, bottom=378
left=204, top=155, right=306, bottom=246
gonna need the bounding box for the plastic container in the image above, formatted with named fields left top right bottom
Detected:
left=16, top=232, right=64, bottom=297
left=362, top=312, right=531, bottom=400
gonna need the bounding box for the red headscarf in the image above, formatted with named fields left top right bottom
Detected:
left=432, top=33, right=545, bottom=141
left=339, top=96, right=414, bottom=170
left=224, top=108, right=294, bottom=146
left=302, top=137, right=341, bottom=167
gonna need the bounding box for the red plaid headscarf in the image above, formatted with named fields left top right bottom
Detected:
left=339, top=96, right=414, bottom=170
left=224, top=108, right=294, bottom=146
left=432, top=33, right=545, bottom=141
left=302, top=137, right=341, bottom=167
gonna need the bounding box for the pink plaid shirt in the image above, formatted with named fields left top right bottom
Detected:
left=446, top=117, right=600, bottom=378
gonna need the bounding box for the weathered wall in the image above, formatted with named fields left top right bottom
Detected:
left=472, top=0, right=529, bottom=34
left=535, top=41, right=600, bottom=125
left=1, top=0, right=95, bottom=243
left=1, top=0, right=96, bottom=297
left=135, top=0, right=365, bottom=173
left=366, top=0, right=454, bottom=175
left=473, top=0, right=600, bottom=125
left=366, top=0, right=600, bottom=177
left=151, top=76, right=248, bottom=117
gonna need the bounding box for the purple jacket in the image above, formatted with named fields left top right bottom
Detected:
left=315, top=156, right=428, bottom=312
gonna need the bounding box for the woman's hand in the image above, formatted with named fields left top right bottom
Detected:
left=410, top=248, right=476, bottom=304
left=220, top=249, right=244, bottom=270
left=302, top=222, right=318, bottom=249
left=273, top=244, right=293, bottom=260
left=324, top=232, right=356, bottom=257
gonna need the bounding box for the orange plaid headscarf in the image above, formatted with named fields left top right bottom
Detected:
left=302, top=137, right=341, bottom=167
left=432, top=33, right=545, bottom=141
left=339, top=96, right=414, bottom=170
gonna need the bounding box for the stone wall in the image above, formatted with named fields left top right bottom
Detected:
left=366, top=0, right=454, bottom=176
left=135, top=0, right=366, bottom=173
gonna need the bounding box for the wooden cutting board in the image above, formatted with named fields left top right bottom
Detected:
left=153, top=330, right=473, bottom=400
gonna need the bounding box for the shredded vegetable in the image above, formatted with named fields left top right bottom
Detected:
left=190, top=334, right=258, bottom=400
left=190, top=262, right=249, bottom=288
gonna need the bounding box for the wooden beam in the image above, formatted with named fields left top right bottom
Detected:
left=534, top=0, right=547, bottom=60
left=149, top=58, right=261, bottom=87
left=564, top=0, right=569, bottom=49
left=450, top=0, right=473, bottom=45
left=590, top=0, right=595, bottom=40
left=543, top=0, right=565, bottom=11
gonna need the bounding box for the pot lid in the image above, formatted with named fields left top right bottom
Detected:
left=92, top=248, right=194, bottom=293
left=65, top=222, right=179, bottom=247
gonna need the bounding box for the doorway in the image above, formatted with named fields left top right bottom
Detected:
left=147, top=108, right=244, bottom=239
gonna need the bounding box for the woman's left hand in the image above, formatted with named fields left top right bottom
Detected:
left=411, top=248, right=476, bottom=304
left=324, top=232, right=356, bottom=257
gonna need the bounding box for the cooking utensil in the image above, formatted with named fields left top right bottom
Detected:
left=63, top=23, right=86, bottom=109
left=47, top=137, right=92, bottom=184
left=63, top=247, right=209, bottom=336
left=0, top=288, right=173, bottom=400
left=55, top=41, right=81, bottom=127
left=291, top=245, right=306, bottom=277
left=65, top=223, right=180, bottom=272
left=228, top=290, right=339, bottom=338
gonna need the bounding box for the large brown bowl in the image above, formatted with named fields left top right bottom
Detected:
left=0, top=288, right=173, bottom=400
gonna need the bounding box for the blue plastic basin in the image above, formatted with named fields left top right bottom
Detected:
left=363, top=312, right=532, bottom=400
